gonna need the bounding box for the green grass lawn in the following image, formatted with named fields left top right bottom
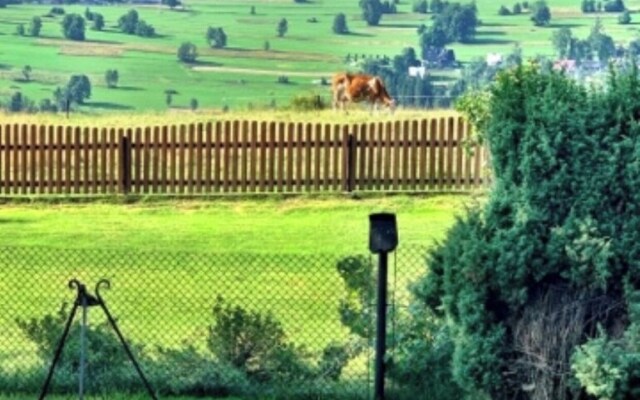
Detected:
left=1, top=0, right=638, bottom=113
left=0, top=194, right=479, bottom=377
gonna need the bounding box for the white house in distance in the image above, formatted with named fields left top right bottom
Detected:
left=408, top=64, right=428, bottom=78
left=486, top=53, right=503, bottom=67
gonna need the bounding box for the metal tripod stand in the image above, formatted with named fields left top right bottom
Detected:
left=38, top=279, right=158, bottom=400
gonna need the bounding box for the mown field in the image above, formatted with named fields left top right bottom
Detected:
left=1, top=0, right=638, bottom=113
left=0, top=194, right=477, bottom=374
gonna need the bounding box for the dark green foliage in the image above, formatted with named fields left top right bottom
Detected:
left=105, top=69, right=119, bottom=88
left=332, top=13, right=349, bottom=34
left=162, top=0, right=180, bottom=9
left=207, top=296, right=312, bottom=382
left=619, top=10, right=631, bottom=24
left=15, top=23, right=24, bottom=36
left=431, top=0, right=445, bottom=13
left=190, top=98, right=198, bottom=111
left=359, top=0, right=383, bottom=26
left=498, top=5, right=511, bottom=15
left=135, top=20, right=155, bottom=37
left=0, top=0, right=7, bottom=8
left=206, top=26, right=227, bottom=48
left=61, top=13, right=85, bottom=41
left=336, top=256, right=374, bottom=338
left=49, top=6, right=65, bottom=15
left=15, top=303, right=146, bottom=393
left=66, top=74, right=91, bottom=103
left=118, top=9, right=154, bottom=37
left=436, top=3, right=479, bottom=43
left=413, top=0, right=428, bottom=13
left=92, top=13, right=104, bottom=30
left=118, top=9, right=138, bottom=34
left=513, top=2, right=522, bottom=13
left=604, top=0, right=625, bottom=12
left=418, top=65, right=640, bottom=398
left=288, top=93, right=327, bottom=110
left=28, top=16, right=42, bottom=36
left=582, top=0, right=596, bottom=12
left=22, top=65, right=31, bottom=81
left=177, top=42, right=197, bottom=63
left=530, top=0, right=551, bottom=26
left=277, top=17, right=288, bottom=37
left=277, top=75, right=289, bottom=84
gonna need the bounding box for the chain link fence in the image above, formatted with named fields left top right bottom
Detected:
left=0, top=245, right=427, bottom=399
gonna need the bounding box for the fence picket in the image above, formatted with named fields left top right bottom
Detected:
left=0, top=117, right=485, bottom=196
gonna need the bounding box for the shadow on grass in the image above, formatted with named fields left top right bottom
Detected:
left=193, top=60, right=223, bottom=67
left=549, top=22, right=583, bottom=29
left=377, top=23, right=421, bottom=29
left=469, top=36, right=514, bottom=45
left=477, top=30, right=508, bottom=36
left=114, top=85, right=144, bottom=91
left=83, top=102, right=133, bottom=111
left=344, top=31, right=375, bottom=37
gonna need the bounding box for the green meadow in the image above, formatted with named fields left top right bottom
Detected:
left=0, top=194, right=476, bottom=370
left=1, top=0, right=639, bottom=113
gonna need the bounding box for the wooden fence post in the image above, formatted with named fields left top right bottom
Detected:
left=343, top=133, right=357, bottom=192
left=119, top=135, right=131, bottom=195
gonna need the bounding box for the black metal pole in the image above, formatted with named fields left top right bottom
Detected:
left=95, top=282, right=158, bottom=400
left=38, top=298, right=79, bottom=400
left=374, top=251, right=388, bottom=400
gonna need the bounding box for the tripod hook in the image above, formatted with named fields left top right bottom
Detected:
left=95, top=279, right=111, bottom=303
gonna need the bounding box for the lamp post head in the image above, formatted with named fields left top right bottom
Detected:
left=369, top=213, right=398, bottom=253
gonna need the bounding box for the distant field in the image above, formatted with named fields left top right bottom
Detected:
left=0, top=0, right=638, bottom=113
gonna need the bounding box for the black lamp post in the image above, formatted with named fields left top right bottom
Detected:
left=369, top=213, right=398, bottom=400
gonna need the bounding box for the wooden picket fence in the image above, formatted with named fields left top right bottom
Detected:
left=0, top=117, right=488, bottom=196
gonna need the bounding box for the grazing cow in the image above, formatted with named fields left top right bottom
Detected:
left=331, top=72, right=395, bottom=113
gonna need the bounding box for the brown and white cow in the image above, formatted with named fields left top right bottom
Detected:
left=331, top=72, right=395, bottom=113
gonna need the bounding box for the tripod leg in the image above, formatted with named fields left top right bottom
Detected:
left=38, top=302, right=79, bottom=400
left=98, top=302, right=158, bottom=400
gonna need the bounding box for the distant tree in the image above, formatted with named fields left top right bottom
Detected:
left=392, top=47, right=419, bottom=73
left=417, top=23, right=426, bottom=35
left=619, top=10, right=631, bottom=24
left=332, top=13, right=349, bottom=34
left=597, top=1, right=602, bottom=11
left=604, top=0, right=625, bottom=12
left=177, top=42, right=197, bottom=63
left=552, top=27, right=573, bottom=58
left=164, top=89, right=177, bottom=107
left=277, top=17, right=288, bottom=37
left=66, top=74, right=91, bottom=104
left=522, top=1, right=529, bottom=7
left=413, top=0, right=428, bottom=13
left=190, top=98, right=198, bottom=111
left=118, top=9, right=138, bottom=34
left=28, top=16, right=42, bottom=36
left=8, top=92, right=25, bottom=112
left=50, top=7, right=65, bottom=15
left=582, top=0, right=596, bottom=12
left=22, top=65, right=32, bottom=82
left=513, top=2, right=522, bottom=13
left=206, top=26, right=227, bottom=48
left=436, top=3, right=479, bottom=43
left=264, top=40, right=270, bottom=51
left=250, top=5, right=256, bottom=15
left=628, top=39, right=640, bottom=59
left=84, top=7, right=94, bottom=20
left=360, top=0, right=383, bottom=26
left=92, top=13, right=104, bottom=30
left=61, top=13, right=85, bottom=40
left=0, top=0, right=7, bottom=9
left=39, top=99, right=57, bottom=113
left=420, top=24, right=447, bottom=52
left=135, top=20, right=155, bottom=37
left=16, top=23, right=25, bottom=36
left=530, top=1, right=551, bottom=26
left=105, top=69, right=119, bottom=88
left=430, top=0, right=445, bottom=13
left=498, top=5, right=511, bottom=15
left=162, top=0, right=181, bottom=9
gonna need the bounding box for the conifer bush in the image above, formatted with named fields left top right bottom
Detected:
left=414, top=65, right=640, bottom=399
